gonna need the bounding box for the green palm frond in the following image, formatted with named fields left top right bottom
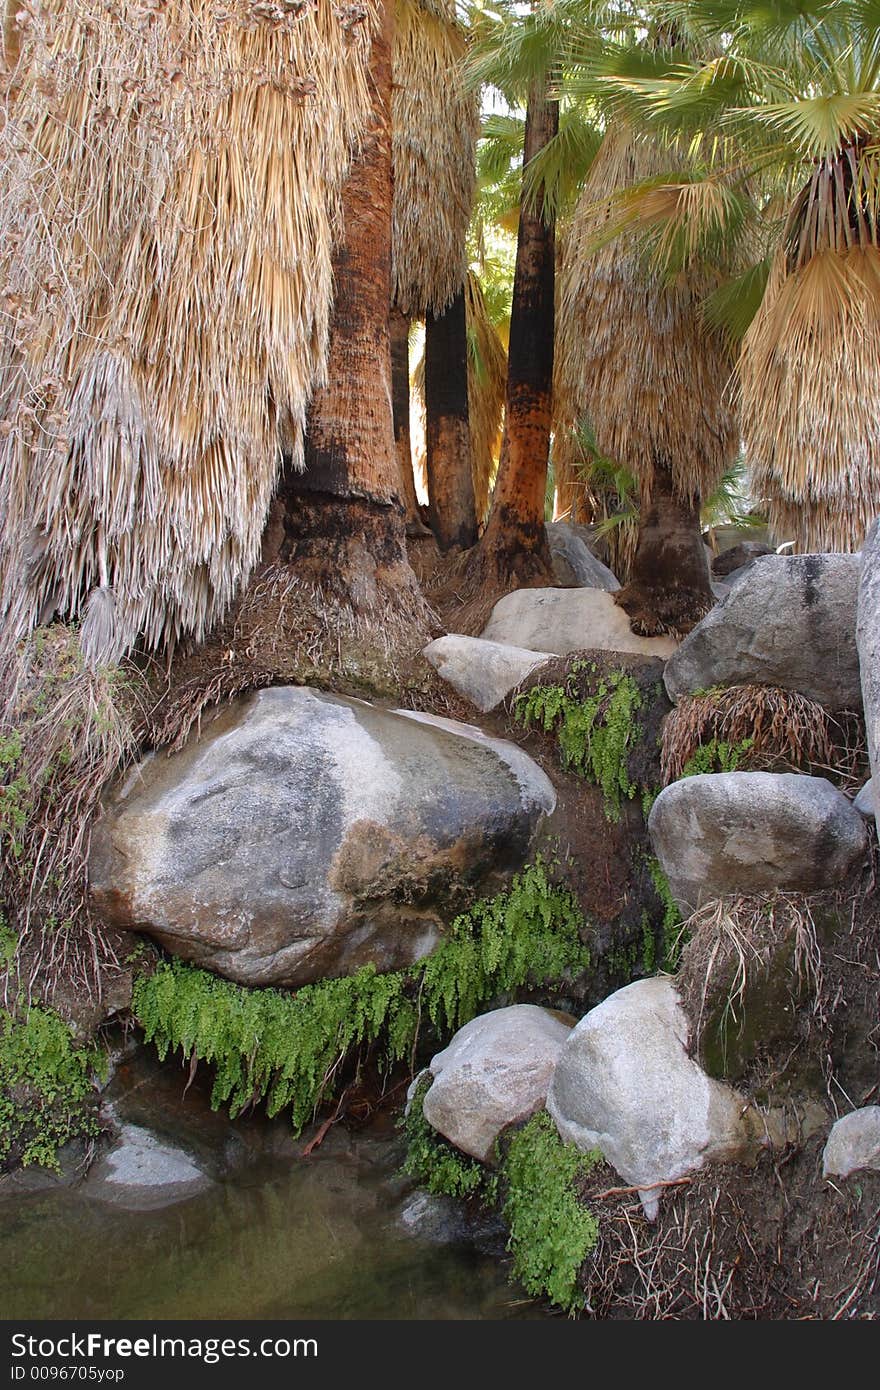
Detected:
left=702, top=256, right=773, bottom=341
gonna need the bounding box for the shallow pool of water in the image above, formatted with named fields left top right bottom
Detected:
left=1, top=1045, right=544, bottom=1321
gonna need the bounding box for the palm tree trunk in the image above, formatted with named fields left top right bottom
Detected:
left=390, top=305, right=426, bottom=534
left=425, top=285, right=477, bottom=550
left=267, top=0, right=426, bottom=632
left=614, top=465, right=714, bottom=636
left=476, top=81, right=558, bottom=583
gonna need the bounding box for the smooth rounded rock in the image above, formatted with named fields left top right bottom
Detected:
left=547, top=978, right=754, bottom=1219
left=422, top=634, right=552, bottom=713
left=648, top=771, right=868, bottom=914
left=481, top=588, right=677, bottom=659
left=665, top=553, right=862, bottom=711
left=90, top=687, right=556, bottom=988
left=822, top=1107, right=880, bottom=1179
left=853, top=778, right=875, bottom=821
left=421, top=1005, right=573, bottom=1163
left=83, top=1124, right=213, bottom=1210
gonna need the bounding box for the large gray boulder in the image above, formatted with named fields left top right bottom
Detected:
left=648, top=772, right=868, bottom=914
left=481, top=588, right=677, bottom=659
left=664, top=553, right=862, bottom=710
left=822, top=1107, right=880, bottom=1179
left=857, top=520, right=880, bottom=821
left=421, top=1005, right=573, bottom=1163
left=546, top=521, right=620, bottom=591
left=90, top=687, right=556, bottom=988
left=423, top=634, right=552, bottom=713
left=547, top=978, right=755, bottom=1219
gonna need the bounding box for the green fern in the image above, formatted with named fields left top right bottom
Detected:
left=514, top=668, right=644, bottom=821
left=503, top=1112, right=600, bottom=1314
left=0, top=1005, right=104, bottom=1169
left=133, top=860, right=590, bottom=1135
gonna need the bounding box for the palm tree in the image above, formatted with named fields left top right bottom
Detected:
left=599, top=0, right=880, bottom=553
left=391, top=0, right=480, bottom=547
left=0, top=0, right=378, bottom=661
left=554, top=124, right=739, bottom=633
left=274, top=0, right=428, bottom=642
left=476, top=78, right=560, bottom=587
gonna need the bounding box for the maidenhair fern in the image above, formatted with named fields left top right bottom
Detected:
left=680, top=736, right=755, bottom=778
left=514, top=667, right=644, bottom=821
left=133, top=860, right=589, bottom=1134
left=503, top=1112, right=600, bottom=1314
left=401, top=1073, right=495, bottom=1201
left=0, top=1005, right=105, bottom=1169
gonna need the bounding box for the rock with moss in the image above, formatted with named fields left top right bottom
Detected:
left=547, top=977, right=760, bottom=1220
left=90, top=687, right=556, bottom=988
left=512, top=652, right=670, bottom=822
left=648, top=772, right=868, bottom=915
left=419, top=1005, right=574, bottom=1163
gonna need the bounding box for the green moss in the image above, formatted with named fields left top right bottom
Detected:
left=133, top=860, right=590, bottom=1135
left=681, top=736, right=754, bottom=778
left=647, top=857, right=685, bottom=970
left=513, top=665, right=644, bottom=821
left=502, top=1112, right=600, bottom=1314
left=401, top=1073, right=496, bottom=1201
left=0, top=1004, right=104, bottom=1169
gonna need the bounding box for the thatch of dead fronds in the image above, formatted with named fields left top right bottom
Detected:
left=0, top=626, right=144, bottom=1005
left=742, top=245, right=880, bottom=554
left=391, top=0, right=479, bottom=316
left=465, top=270, right=505, bottom=526
left=411, top=272, right=504, bottom=528
left=554, top=126, right=739, bottom=507
left=0, top=0, right=375, bottom=663
left=659, top=684, right=867, bottom=786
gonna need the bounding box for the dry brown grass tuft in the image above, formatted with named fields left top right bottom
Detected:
left=580, top=1146, right=880, bottom=1319
left=660, top=684, right=865, bottom=787
left=676, top=892, right=826, bottom=1073
left=0, top=0, right=376, bottom=661
left=0, top=625, right=144, bottom=1005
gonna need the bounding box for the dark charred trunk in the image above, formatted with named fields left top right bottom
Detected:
left=614, top=465, right=714, bottom=636
left=263, top=0, right=425, bottom=631
left=425, top=285, right=477, bottom=551
left=477, top=82, right=558, bottom=585
left=390, top=305, right=426, bottom=534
